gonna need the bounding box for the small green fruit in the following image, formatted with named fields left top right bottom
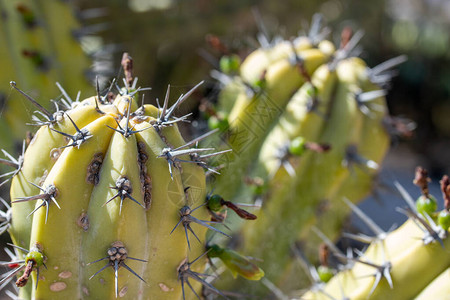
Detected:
left=248, top=177, right=267, bottom=196
left=208, top=115, right=229, bottom=131
left=415, top=195, right=438, bottom=216
left=207, top=194, right=224, bottom=212
left=289, top=136, right=306, bottom=156
left=317, top=265, right=334, bottom=283
left=305, top=84, right=318, bottom=98
left=220, top=54, right=241, bottom=74
left=438, top=210, right=450, bottom=231
left=25, top=248, right=44, bottom=267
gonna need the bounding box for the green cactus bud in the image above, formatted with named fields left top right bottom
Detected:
left=416, top=195, right=438, bottom=216
left=288, top=137, right=306, bottom=156
left=438, top=209, right=450, bottom=230
left=208, top=115, right=229, bottom=132
left=24, top=247, right=45, bottom=268
left=219, top=54, right=241, bottom=74
left=248, top=177, right=267, bottom=196
left=317, top=265, right=333, bottom=283
left=207, top=194, right=225, bottom=212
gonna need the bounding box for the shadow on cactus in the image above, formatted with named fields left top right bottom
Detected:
left=0, top=53, right=260, bottom=299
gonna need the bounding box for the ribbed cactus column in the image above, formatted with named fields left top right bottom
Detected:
left=207, top=22, right=404, bottom=296
left=1, top=54, right=228, bottom=300
left=234, top=55, right=370, bottom=293
left=211, top=34, right=336, bottom=201
left=0, top=0, right=99, bottom=153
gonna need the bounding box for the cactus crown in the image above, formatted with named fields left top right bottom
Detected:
left=0, top=53, right=240, bottom=300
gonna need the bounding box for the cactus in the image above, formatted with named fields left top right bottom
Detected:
left=209, top=22, right=336, bottom=200
left=1, top=8, right=441, bottom=300
left=300, top=171, right=450, bottom=300
left=415, top=268, right=450, bottom=299
left=205, top=17, right=407, bottom=295
left=0, top=54, right=243, bottom=300
left=0, top=0, right=108, bottom=153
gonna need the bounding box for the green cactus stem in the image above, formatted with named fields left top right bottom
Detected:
left=0, top=0, right=105, bottom=153
left=0, top=54, right=244, bottom=300
left=209, top=23, right=406, bottom=295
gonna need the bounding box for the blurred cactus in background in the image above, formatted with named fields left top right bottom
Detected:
left=0, top=0, right=112, bottom=154
left=200, top=14, right=411, bottom=295
left=301, top=169, right=450, bottom=300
